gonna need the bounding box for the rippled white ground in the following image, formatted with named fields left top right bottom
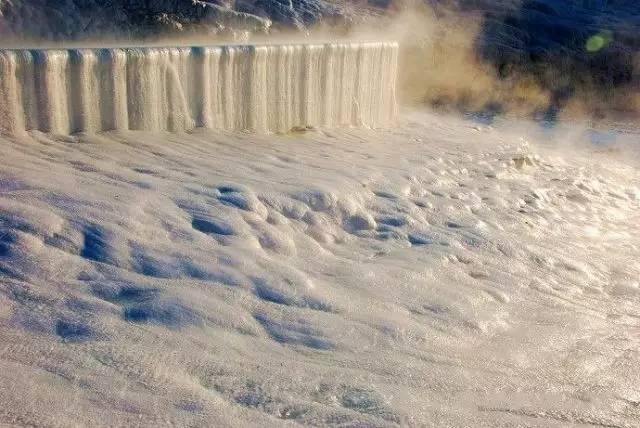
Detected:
left=0, top=111, right=638, bottom=427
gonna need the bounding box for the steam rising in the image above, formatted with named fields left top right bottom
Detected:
left=1, top=1, right=638, bottom=124
left=353, top=1, right=640, bottom=122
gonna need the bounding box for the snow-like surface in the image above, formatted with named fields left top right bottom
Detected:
left=0, top=111, right=639, bottom=426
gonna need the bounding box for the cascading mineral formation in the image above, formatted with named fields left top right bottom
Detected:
left=0, top=42, right=398, bottom=135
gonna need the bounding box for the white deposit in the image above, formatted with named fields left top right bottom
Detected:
left=0, top=109, right=638, bottom=426
left=0, top=42, right=398, bottom=135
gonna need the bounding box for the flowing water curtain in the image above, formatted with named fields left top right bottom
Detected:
left=0, top=42, right=398, bottom=135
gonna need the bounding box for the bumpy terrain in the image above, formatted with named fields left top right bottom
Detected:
left=0, top=111, right=638, bottom=426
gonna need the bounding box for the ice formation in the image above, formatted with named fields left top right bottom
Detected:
left=0, top=42, right=398, bottom=134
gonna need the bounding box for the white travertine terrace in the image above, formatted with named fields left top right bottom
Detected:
left=0, top=42, right=398, bottom=134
